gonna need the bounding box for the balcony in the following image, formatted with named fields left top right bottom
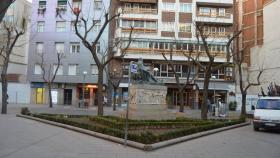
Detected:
left=196, top=0, right=233, bottom=6
left=124, top=48, right=227, bottom=57
left=121, top=28, right=157, bottom=34
left=122, top=7, right=157, bottom=14
left=199, top=31, right=232, bottom=38
left=196, top=12, right=233, bottom=24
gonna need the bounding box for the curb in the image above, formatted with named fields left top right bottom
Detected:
left=17, top=114, right=250, bottom=151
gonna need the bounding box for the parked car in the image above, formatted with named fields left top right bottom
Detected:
left=253, top=97, right=280, bottom=131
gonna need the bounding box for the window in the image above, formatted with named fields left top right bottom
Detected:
left=37, top=21, right=45, bottom=32
left=162, top=3, right=175, bottom=11
left=70, top=42, right=80, bottom=54
left=141, top=4, right=151, bottom=10
left=124, top=3, right=131, bottom=9
left=91, top=64, right=98, bottom=75
left=53, top=64, right=63, bottom=75
left=218, top=27, right=226, bottom=35
left=134, top=20, right=144, bottom=28
left=219, top=8, right=226, bottom=16
left=146, top=21, right=157, bottom=29
left=93, top=20, right=101, bottom=31
left=162, top=22, right=175, bottom=32
left=56, top=21, right=66, bottom=32
left=180, top=3, right=192, bottom=13
left=57, top=0, right=67, bottom=9
left=94, top=0, right=102, bottom=9
left=199, top=7, right=210, bottom=15
left=179, top=23, right=191, bottom=32
left=55, top=42, right=64, bottom=54
left=71, top=21, right=81, bottom=32
left=68, top=64, right=78, bottom=75
left=34, top=64, right=42, bottom=75
left=39, top=0, right=46, bottom=9
left=122, top=20, right=133, bottom=28
left=36, top=42, right=44, bottom=54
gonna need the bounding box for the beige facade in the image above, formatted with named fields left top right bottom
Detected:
left=0, top=0, right=31, bottom=104
left=248, top=0, right=280, bottom=95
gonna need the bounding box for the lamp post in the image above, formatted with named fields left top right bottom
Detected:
left=82, top=71, right=87, bottom=108
left=112, top=68, right=117, bottom=111
left=211, top=75, right=216, bottom=116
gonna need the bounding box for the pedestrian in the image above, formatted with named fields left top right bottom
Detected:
left=207, top=98, right=211, bottom=113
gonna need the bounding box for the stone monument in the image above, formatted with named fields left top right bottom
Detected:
left=122, top=59, right=175, bottom=120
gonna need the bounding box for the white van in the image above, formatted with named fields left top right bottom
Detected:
left=253, top=97, right=280, bottom=131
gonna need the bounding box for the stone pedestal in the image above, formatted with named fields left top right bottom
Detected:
left=124, top=84, right=175, bottom=120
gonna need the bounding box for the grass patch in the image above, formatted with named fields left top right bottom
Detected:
left=30, top=113, right=245, bottom=144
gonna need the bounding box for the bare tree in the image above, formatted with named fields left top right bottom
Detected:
left=0, top=0, right=15, bottom=23
left=106, top=66, right=122, bottom=111
left=38, top=53, right=64, bottom=108
left=0, top=18, right=25, bottom=114
left=187, top=23, right=241, bottom=120
left=71, top=4, right=133, bottom=115
left=162, top=44, right=196, bottom=112
left=234, top=47, right=263, bottom=118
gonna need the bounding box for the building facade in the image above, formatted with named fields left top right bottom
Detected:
left=27, top=0, right=109, bottom=106
left=110, top=0, right=235, bottom=108
left=0, top=0, right=31, bottom=104
left=235, top=0, right=276, bottom=111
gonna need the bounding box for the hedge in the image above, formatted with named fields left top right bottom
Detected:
left=30, top=114, right=245, bottom=144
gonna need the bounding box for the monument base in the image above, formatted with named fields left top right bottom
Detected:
left=121, top=84, right=175, bottom=120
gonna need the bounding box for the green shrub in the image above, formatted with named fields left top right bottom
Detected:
left=21, top=107, right=30, bottom=115
left=31, top=114, right=245, bottom=144
left=229, top=101, right=237, bottom=111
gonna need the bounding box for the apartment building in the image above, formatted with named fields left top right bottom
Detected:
left=110, top=0, right=235, bottom=108
left=235, top=0, right=276, bottom=111
left=27, top=0, right=109, bottom=106
left=0, top=0, right=31, bottom=104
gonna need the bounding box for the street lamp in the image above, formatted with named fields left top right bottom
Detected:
left=211, top=75, right=216, bottom=116
left=82, top=71, right=87, bottom=108
left=153, top=67, right=159, bottom=79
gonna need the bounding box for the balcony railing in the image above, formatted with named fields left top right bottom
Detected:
left=197, top=12, right=232, bottom=18
left=122, top=7, right=158, bottom=14
left=124, top=48, right=227, bottom=57
left=198, top=31, right=231, bottom=38
left=122, top=28, right=157, bottom=34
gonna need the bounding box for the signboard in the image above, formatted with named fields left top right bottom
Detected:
left=51, top=90, right=58, bottom=104
left=130, top=63, right=138, bottom=73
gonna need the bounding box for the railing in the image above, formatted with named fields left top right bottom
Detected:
left=198, top=31, right=231, bottom=38
left=122, top=7, right=158, bottom=14
left=124, top=48, right=227, bottom=57
left=196, top=12, right=232, bottom=18
left=122, top=28, right=157, bottom=34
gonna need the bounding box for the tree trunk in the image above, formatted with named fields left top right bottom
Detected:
left=48, top=83, right=53, bottom=108
left=1, top=74, right=8, bottom=114
left=179, top=89, right=184, bottom=112
left=113, top=87, right=117, bottom=111
left=97, top=67, right=104, bottom=116
left=241, top=92, right=247, bottom=118
left=1, top=58, right=9, bottom=114
left=201, top=69, right=211, bottom=120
